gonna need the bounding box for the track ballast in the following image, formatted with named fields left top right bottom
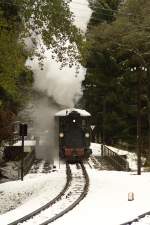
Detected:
left=6, top=162, right=89, bottom=225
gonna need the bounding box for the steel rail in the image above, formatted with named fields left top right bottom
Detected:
left=7, top=163, right=72, bottom=225
left=120, top=210, right=150, bottom=225
left=38, top=162, right=89, bottom=225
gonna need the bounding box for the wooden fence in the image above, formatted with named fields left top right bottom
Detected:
left=102, top=145, right=130, bottom=171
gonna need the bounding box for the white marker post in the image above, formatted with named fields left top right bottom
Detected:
left=128, top=192, right=134, bottom=201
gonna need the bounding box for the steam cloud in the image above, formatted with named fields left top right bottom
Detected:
left=29, top=52, right=85, bottom=108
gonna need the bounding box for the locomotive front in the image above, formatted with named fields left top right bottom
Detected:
left=55, top=109, right=92, bottom=162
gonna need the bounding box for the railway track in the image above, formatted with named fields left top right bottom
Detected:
left=120, top=211, right=150, bottom=225
left=29, top=159, right=56, bottom=174
left=6, top=162, right=89, bottom=225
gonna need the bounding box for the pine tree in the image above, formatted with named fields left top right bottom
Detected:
left=83, top=0, right=150, bottom=148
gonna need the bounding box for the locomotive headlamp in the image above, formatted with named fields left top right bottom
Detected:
left=73, top=119, right=76, bottom=123
left=85, top=133, right=90, bottom=138
left=59, top=132, right=64, bottom=138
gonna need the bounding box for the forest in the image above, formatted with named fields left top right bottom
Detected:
left=82, top=0, right=150, bottom=159
left=0, top=0, right=150, bottom=162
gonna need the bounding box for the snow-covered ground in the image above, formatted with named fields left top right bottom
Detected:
left=0, top=143, right=150, bottom=225
left=0, top=168, right=66, bottom=224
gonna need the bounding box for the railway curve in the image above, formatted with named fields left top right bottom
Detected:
left=6, top=163, right=71, bottom=225
left=120, top=210, right=150, bottom=225
left=6, top=162, right=89, bottom=225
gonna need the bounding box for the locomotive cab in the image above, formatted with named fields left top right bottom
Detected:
left=55, top=108, right=92, bottom=162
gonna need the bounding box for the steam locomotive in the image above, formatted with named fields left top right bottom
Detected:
left=55, top=108, right=92, bottom=162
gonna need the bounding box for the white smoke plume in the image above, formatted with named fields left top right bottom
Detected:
left=29, top=98, right=59, bottom=163
left=27, top=52, right=85, bottom=108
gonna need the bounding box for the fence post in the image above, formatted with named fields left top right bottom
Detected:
left=101, top=144, right=104, bottom=156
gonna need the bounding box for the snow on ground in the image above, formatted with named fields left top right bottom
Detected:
left=0, top=143, right=150, bottom=225
left=54, top=170, right=150, bottom=225
left=90, top=143, right=102, bottom=156
left=0, top=168, right=66, bottom=224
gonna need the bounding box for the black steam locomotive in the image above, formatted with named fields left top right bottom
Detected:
left=55, top=109, right=92, bottom=162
